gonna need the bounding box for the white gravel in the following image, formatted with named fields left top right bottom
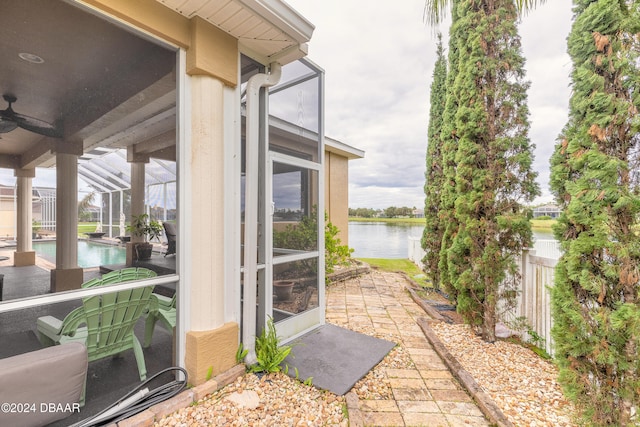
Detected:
left=431, top=322, right=577, bottom=426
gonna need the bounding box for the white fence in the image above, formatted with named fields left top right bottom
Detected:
left=409, top=236, right=560, bottom=355
left=408, top=235, right=425, bottom=269
left=533, top=239, right=562, bottom=259
left=508, top=250, right=557, bottom=355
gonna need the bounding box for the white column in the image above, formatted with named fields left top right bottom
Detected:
left=50, top=148, right=83, bottom=292
left=15, top=169, right=34, bottom=252
left=188, top=75, right=226, bottom=331
left=13, top=169, right=37, bottom=267
left=130, top=161, right=146, bottom=244
left=55, top=153, right=78, bottom=269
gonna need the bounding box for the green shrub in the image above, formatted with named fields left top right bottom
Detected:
left=248, top=317, right=291, bottom=374
left=273, top=208, right=353, bottom=277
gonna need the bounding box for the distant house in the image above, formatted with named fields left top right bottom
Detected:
left=413, top=208, right=424, bottom=218
left=0, top=184, right=56, bottom=238
left=533, top=204, right=561, bottom=219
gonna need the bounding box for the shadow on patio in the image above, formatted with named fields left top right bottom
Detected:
left=0, top=251, right=177, bottom=426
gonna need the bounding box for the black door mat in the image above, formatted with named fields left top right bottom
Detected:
left=282, top=323, right=395, bottom=395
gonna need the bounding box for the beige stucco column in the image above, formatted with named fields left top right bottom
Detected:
left=14, top=169, right=36, bottom=266
left=184, top=74, right=238, bottom=385
left=325, top=153, right=350, bottom=245
left=51, top=151, right=83, bottom=292
left=126, top=157, right=147, bottom=265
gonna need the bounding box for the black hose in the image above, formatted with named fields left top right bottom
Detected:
left=73, top=367, right=188, bottom=427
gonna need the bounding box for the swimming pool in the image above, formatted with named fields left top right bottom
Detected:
left=33, top=240, right=126, bottom=268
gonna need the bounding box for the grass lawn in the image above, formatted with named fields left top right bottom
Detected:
left=78, top=222, right=101, bottom=235
left=349, top=217, right=425, bottom=224
left=350, top=217, right=557, bottom=230
left=357, top=257, right=431, bottom=288
left=530, top=219, right=556, bottom=230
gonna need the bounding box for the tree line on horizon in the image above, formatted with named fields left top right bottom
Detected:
left=348, top=206, right=418, bottom=218
left=422, top=0, right=639, bottom=425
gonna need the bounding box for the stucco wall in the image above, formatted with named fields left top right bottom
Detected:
left=324, top=151, right=349, bottom=245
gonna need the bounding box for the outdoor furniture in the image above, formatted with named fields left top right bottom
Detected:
left=84, top=232, right=106, bottom=238
left=144, top=293, right=176, bottom=348
left=163, top=221, right=177, bottom=257
left=36, top=267, right=157, bottom=405
left=0, top=342, right=88, bottom=427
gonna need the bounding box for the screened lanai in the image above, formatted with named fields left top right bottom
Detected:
left=0, top=1, right=330, bottom=424
left=77, top=148, right=176, bottom=237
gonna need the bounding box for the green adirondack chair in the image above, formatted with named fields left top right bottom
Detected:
left=36, top=268, right=157, bottom=405
left=143, top=293, right=176, bottom=348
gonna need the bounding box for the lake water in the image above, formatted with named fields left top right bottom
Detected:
left=348, top=221, right=559, bottom=259
left=349, top=222, right=424, bottom=259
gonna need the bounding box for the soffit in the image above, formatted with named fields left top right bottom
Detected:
left=156, top=0, right=314, bottom=64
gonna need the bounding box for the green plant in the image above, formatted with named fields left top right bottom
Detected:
left=205, top=366, right=213, bottom=381
left=507, top=316, right=550, bottom=359
left=423, top=33, right=447, bottom=291
left=248, top=317, right=291, bottom=374
left=324, top=217, right=353, bottom=274
left=235, top=343, right=248, bottom=364
left=273, top=208, right=353, bottom=278
left=127, top=213, right=162, bottom=242
left=548, top=0, right=640, bottom=423
left=32, top=220, right=41, bottom=233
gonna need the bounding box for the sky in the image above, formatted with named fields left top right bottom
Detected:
left=1, top=1, right=574, bottom=210
left=286, top=0, right=574, bottom=209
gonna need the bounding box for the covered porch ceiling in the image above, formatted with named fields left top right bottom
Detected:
left=0, top=0, right=313, bottom=181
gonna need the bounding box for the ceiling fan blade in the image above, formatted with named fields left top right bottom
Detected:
left=12, top=112, right=63, bottom=138
left=0, top=117, right=18, bottom=133
left=0, top=95, right=62, bottom=138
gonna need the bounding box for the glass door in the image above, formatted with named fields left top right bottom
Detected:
left=265, top=152, right=324, bottom=340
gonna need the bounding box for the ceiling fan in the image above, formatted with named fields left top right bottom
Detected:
left=0, top=94, right=62, bottom=138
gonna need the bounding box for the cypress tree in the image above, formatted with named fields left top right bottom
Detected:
left=447, top=0, right=539, bottom=342
left=438, top=0, right=462, bottom=300
left=423, top=34, right=447, bottom=289
left=549, top=0, right=640, bottom=424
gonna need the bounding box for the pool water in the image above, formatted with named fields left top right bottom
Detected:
left=33, top=240, right=126, bottom=268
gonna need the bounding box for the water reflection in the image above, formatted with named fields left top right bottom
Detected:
left=348, top=222, right=424, bottom=259
left=349, top=222, right=559, bottom=260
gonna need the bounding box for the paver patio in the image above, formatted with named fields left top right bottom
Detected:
left=326, top=268, right=490, bottom=427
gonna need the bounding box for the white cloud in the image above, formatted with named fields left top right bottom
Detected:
left=288, top=0, right=574, bottom=209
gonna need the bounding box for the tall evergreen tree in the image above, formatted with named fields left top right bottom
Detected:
left=446, top=0, right=539, bottom=342
left=423, top=34, right=447, bottom=289
left=549, top=0, right=640, bottom=424
left=437, top=0, right=463, bottom=300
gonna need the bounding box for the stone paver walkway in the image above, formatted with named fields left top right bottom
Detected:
left=326, top=268, right=490, bottom=427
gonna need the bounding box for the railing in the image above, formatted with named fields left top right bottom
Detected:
left=408, top=235, right=425, bottom=269
left=505, top=250, right=557, bottom=355
left=408, top=236, right=560, bottom=356
left=533, top=239, right=562, bottom=259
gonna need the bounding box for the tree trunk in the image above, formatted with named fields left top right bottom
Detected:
left=482, top=284, right=496, bottom=343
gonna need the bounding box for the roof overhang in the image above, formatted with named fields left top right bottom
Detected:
left=156, top=0, right=315, bottom=65
left=325, top=137, right=365, bottom=160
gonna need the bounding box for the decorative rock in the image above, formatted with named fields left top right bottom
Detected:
left=224, top=390, right=260, bottom=409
